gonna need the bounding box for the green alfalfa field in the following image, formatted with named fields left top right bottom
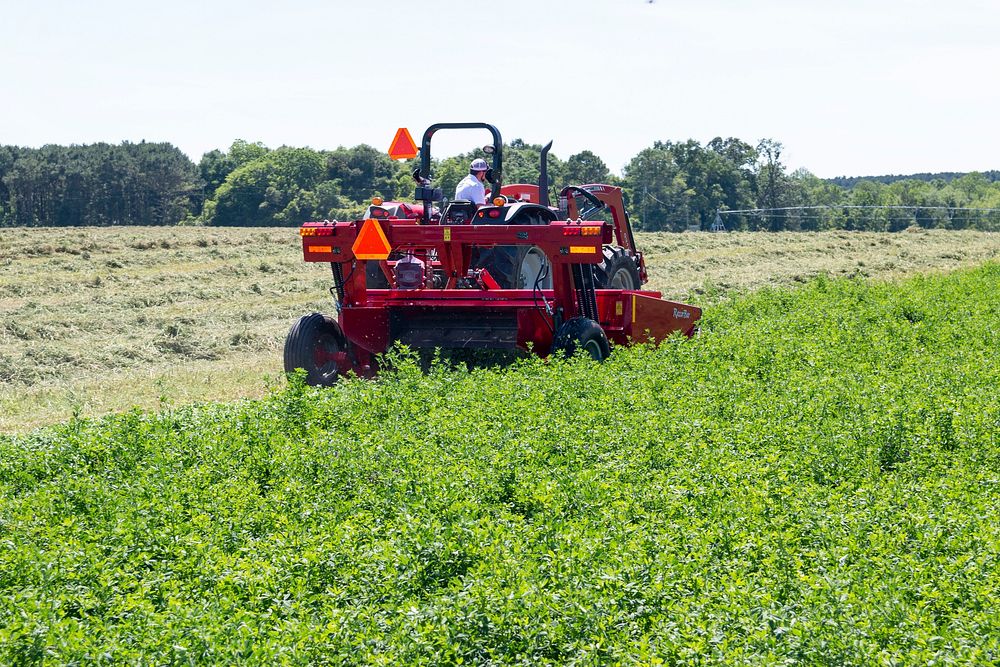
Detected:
left=2, top=227, right=1000, bottom=664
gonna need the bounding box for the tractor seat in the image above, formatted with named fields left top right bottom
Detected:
left=442, top=200, right=478, bottom=225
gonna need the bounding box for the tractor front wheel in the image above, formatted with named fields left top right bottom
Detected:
left=284, top=313, right=347, bottom=386
left=551, top=317, right=611, bottom=361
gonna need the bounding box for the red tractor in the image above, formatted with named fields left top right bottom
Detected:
left=285, top=123, right=700, bottom=384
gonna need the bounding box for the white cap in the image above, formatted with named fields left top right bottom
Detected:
left=470, top=158, right=489, bottom=172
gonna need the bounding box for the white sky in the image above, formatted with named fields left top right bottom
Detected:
left=2, top=0, right=998, bottom=178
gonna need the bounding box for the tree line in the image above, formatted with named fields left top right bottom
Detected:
left=0, top=143, right=199, bottom=227
left=2, top=139, right=999, bottom=231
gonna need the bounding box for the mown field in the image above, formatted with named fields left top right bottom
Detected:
left=3, top=226, right=1000, bottom=432
left=2, top=261, right=999, bottom=664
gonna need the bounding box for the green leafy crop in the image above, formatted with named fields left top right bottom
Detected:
left=2, top=265, right=999, bottom=664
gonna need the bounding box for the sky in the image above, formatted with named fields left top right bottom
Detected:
left=2, top=0, right=998, bottom=178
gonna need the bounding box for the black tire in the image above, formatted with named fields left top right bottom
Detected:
left=468, top=245, right=552, bottom=289
left=469, top=212, right=550, bottom=289
left=551, top=316, right=611, bottom=361
left=283, top=313, right=346, bottom=386
left=593, top=246, right=641, bottom=290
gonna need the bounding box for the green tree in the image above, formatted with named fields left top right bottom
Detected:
left=274, top=180, right=346, bottom=225
left=565, top=150, right=610, bottom=186
left=502, top=138, right=565, bottom=191
left=199, top=149, right=234, bottom=200
left=203, top=147, right=326, bottom=226
left=623, top=143, right=689, bottom=231
left=2, top=142, right=199, bottom=227
left=432, top=156, right=469, bottom=203
left=0, top=146, right=19, bottom=226
left=325, top=145, right=403, bottom=202
left=847, top=181, right=892, bottom=231
left=130, top=141, right=202, bottom=224
left=704, top=137, right=758, bottom=229
left=228, top=140, right=269, bottom=168
left=754, top=139, right=791, bottom=231
left=790, top=169, right=848, bottom=230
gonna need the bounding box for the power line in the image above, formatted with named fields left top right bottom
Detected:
left=717, top=205, right=1000, bottom=215
left=706, top=205, right=1000, bottom=232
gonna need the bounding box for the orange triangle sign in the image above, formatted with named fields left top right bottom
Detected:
left=352, top=219, right=393, bottom=260
left=388, top=127, right=418, bottom=160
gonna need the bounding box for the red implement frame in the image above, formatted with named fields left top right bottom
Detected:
left=300, top=218, right=700, bottom=374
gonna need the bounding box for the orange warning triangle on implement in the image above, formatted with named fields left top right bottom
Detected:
left=388, top=127, right=418, bottom=160
left=352, top=219, right=393, bottom=260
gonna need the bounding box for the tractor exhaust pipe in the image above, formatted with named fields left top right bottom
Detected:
left=539, top=141, right=552, bottom=207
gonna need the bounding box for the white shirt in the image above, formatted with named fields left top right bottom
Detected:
left=455, top=173, right=486, bottom=205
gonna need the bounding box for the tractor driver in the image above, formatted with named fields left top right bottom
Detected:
left=454, top=158, right=489, bottom=206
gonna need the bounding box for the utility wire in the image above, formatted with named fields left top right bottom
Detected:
left=717, top=205, right=1000, bottom=214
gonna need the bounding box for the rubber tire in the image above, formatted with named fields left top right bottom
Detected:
left=469, top=212, right=549, bottom=289
left=516, top=245, right=552, bottom=290
left=283, top=313, right=346, bottom=386
left=469, top=245, right=552, bottom=289
left=551, top=316, right=611, bottom=361
left=593, top=246, right=641, bottom=290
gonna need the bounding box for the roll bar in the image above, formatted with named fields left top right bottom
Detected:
left=418, top=123, right=504, bottom=195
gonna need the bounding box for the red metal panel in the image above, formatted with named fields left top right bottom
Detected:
left=625, top=292, right=701, bottom=341
left=364, top=289, right=554, bottom=308
left=340, top=307, right=391, bottom=354
left=499, top=183, right=541, bottom=203
left=516, top=308, right=555, bottom=355
left=302, top=220, right=607, bottom=265
left=595, top=291, right=629, bottom=345
left=299, top=217, right=700, bottom=359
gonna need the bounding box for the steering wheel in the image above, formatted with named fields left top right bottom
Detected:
left=559, top=186, right=606, bottom=220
